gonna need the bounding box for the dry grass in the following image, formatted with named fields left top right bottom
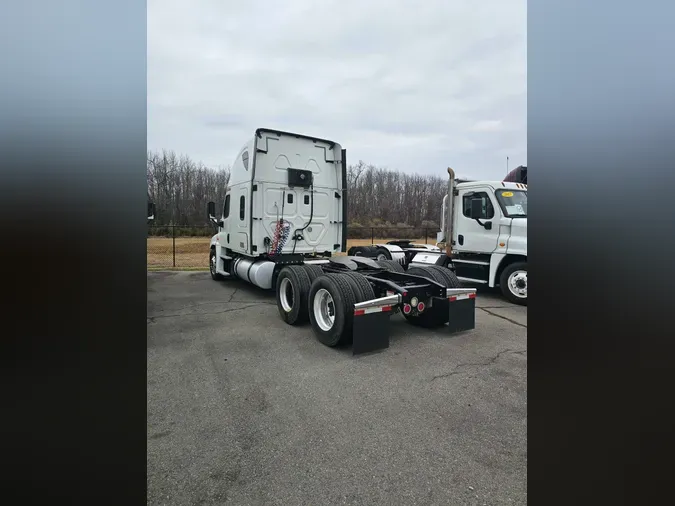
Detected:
left=147, top=236, right=435, bottom=269
left=147, top=237, right=211, bottom=268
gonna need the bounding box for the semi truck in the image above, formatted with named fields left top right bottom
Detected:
left=206, top=128, right=477, bottom=355
left=348, top=171, right=528, bottom=305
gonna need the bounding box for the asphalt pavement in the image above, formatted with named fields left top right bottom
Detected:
left=147, top=271, right=527, bottom=506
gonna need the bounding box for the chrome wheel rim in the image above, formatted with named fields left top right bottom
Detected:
left=279, top=277, right=294, bottom=312
left=376, top=253, right=388, bottom=261
left=313, top=288, right=335, bottom=331
left=210, top=252, right=216, bottom=275
left=507, top=270, right=527, bottom=298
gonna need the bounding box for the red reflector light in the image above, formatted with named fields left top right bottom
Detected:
left=402, top=291, right=408, bottom=297
left=403, top=304, right=412, bottom=315
left=448, top=296, right=457, bottom=301
left=417, top=302, right=425, bottom=312
left=469, top=293, right=476, bottom=299
left=354, top=309, right=365, bottom=316
left=382, top=305, right=392, bottom=312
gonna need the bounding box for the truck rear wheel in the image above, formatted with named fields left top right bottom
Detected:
left=309, top=274, right=357, bottom=347
left=406, top=266, right=447, bottom=286
left=425, top=265, right=461, bottom=288
left=341, top=271, right=375, bottom=301
left=276, top=266, right=312, bottom=325
left=403, top=266, right=450, bottom=328
left=500, top=261, right=527, bottom=306
left=376, top=259, right=405, bottom=273
left=303, top=264, right=325, bottom=283
left=375, top=247, right=392, bottom=261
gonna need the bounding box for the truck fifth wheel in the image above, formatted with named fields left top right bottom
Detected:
left=207, top=128, right=477, bottom=354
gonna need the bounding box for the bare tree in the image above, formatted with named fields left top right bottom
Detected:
left=148, top=149, right=448, bottom=236
left=147, top=150, right=230, bottom=226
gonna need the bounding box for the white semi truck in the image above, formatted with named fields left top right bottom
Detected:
left=348, top=170, right=527, bottom=305
left=207, top=128, right=477, bottom=355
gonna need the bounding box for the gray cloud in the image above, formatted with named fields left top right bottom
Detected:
left=148, top=0, right=526, bottom=179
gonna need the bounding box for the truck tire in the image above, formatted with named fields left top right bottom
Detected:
left=276, top=266, right=312, bottom=325
left=376, top=259, right=405, bottom=273
left=499, top=261, right=527, bottom=306
left=426, top=265, right=461, bottom=288
left=341, top=271, right=375, bottom=301
left=308, top=274, right=357, bottom=347
left=209, top=247, right=224, bottom=281
left=303, top=264, right=325, bottom=283
left=375, top=247, right=392, bottom=261
left=406, top=265, right=447, bottom=286
left=403, top=266, right=450, bottom=328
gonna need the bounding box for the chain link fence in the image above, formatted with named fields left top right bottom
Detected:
left=147, top=225, right=438, bottom=269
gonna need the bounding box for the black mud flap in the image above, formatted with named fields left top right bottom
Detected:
left=352, top=309, right=391, bottom=355
left=446, top=295, right=476, bottom=333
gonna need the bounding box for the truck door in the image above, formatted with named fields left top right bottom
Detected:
left=218, top=191, right=231, bottom=247
left=234, top=186, right=250, bottom=254
left=455, top=188, right=500, bottom=254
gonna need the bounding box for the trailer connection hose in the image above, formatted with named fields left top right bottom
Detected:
left=292, top=182, right=314, bottom=254
left=270, top=219, right=291, bottom=255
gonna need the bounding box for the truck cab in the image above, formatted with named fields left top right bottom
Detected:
left=346, top=169, right=528, bottom=305
left=438, top=180, right=527, bottom=304
left=207, top=128, right=347, bottom=286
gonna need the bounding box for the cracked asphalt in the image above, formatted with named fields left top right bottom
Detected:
left=148, top=271, right=527, bottom=506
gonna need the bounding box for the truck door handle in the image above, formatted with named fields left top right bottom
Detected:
left=458, top=235, right=464, bottom=245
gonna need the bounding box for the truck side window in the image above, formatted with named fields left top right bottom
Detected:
left=239, top=195, right=245, bottom=220
left=463, top=192, right=495, bottom=219
left=223, top=194, right=230, bottom=218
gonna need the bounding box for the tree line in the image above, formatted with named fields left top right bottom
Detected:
left=147, top=150, right=448, bottom=237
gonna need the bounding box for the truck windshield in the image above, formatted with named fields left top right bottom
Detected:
left=496, top=189, right=527, bottom=217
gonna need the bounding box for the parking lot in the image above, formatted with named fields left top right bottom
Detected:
left=147, top=271, right=527, bottom=505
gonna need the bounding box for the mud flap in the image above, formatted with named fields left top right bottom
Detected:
left=445, top=292, right=476, bottom=333
left=352, top=308, right=391, bottom=355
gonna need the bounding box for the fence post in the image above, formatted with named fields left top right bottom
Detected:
left=172, top=225, right=176, bottom=267
left=371, top=227, right=374, bottom=245
left=425, top=229, right=428, bottom=244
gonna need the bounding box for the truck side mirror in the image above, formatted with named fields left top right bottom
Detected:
left=470, top=198, right=483, bottom=220
left=147, top=202, right=155, bottom=221
left=207, top=201, right=216, bottom=219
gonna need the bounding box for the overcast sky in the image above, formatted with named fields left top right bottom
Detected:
left=148, top=0, right=526, bottom=180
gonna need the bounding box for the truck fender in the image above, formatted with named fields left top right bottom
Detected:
left=489, top=254, right=527, bottom=287
left=210, top=234, right=219, bottom=249
left=408, top=251, right=447, bottom=267
left=488, top=253, right=507, bottom=288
